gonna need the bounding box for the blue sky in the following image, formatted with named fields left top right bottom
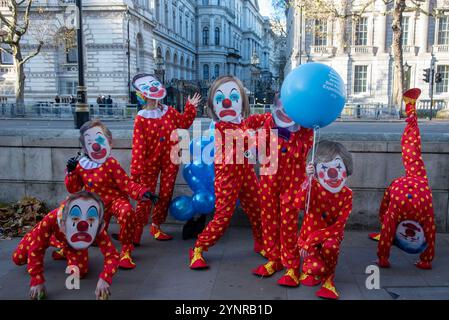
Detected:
left=259, top=0, right=276, bottom=17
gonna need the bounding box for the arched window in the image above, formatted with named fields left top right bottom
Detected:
left=203, top=27, right=209, bottom=45
left=173, top=53, right=178, bottom=79
left=165, top=50, right=171, bottom=80
left=214, top=64, right=220, bottom=79
left=136, top=33, right=144, bottom=72
left=180, top=56, right=184, bottom=80
left=214, top=27, right=220, bottom=45
left=203, top=64, right=209, bottom=80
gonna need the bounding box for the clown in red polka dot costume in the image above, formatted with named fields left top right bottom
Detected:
left=12, top=191, right=119, bottom=300
left=369, top=88, right=436, bottom=270
left=252, top=94, right=314, bottom=287
left=64, top=120, right=158, bottom=270
left=284, top=140, right=353, bottom=299
left=130, top=74, right=200, bottom=243
left=189, top=76, right=269, bottom=269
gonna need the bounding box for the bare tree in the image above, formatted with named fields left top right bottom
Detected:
left=0, top=0, right=43, bottom=107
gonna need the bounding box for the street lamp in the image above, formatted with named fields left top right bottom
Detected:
left=125, top=10, right=131, bottom=103
left=74, top=0, right=89, bottom=129
left=250, top=50, right=260, bottom=104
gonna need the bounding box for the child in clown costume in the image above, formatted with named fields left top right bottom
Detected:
left=189, top=75, right=268, bottom=269
left=64, top=120, right=158, bottom=269
left=284, top=140, right=353, bottom=299
left=12, top=191, right=119, bottom=300
left=252, top=94, right=314, bottom=287
left=369, top=88, right=436, bottom=269
left=130, top=74, right=200, bottom=242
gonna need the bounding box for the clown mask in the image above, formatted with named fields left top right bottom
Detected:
left=133, top=75, right=166, bottom=101
left=316, top=156, right=347, bottom=193
left=213, top=81, right=242, bottom=122
left=59, top=197, right=103, bottom=250
left=272, top=96, right=295, bottom=129
left=83, top=126, right=111, bottom=164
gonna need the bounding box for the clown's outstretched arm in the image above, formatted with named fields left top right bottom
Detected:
left=26, top=211, right=56, bottom=289
left=303, top=194, right=352, bottom=250
left=402, top=89, right=427, bottom=179
left=130, top=116, right=148, bottom=180
left=96, top=230, right=120, bottom=286
left=174, top=94, right=200, bottom=129
left=110, top=158, right=149, bottom=201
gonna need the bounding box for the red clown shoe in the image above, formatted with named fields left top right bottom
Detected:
left=368, top=232, right=380, bottom=241
left=415, top=260, right=432, bottom=270
left=299, top=273, right=321, bottom=287
left=118, top=251, right=136, bottom=270
left=252, top=261, right=283, bottom=277
left=189, top=247, right=209, bottom=270
left=316, top=276, right=339, bottom=300
left=51, top=249, right=66, bottom=261
left=151, top=224, right=173, bottom=241
left=277, top=268, right=300, bottom=287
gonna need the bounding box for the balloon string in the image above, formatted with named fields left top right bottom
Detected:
left=305, top=126, right=320, bottom=215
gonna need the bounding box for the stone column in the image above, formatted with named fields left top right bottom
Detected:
left=418, top=0, right=430, bottom=54
left=375, top=2, right=387, bottom=54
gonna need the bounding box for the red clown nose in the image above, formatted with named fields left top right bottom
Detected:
left=77, top=221, right=89, bottom=232
left=327, top=168, right=338, bottom=179
left=92, top=143, right=101, bottom=151
left=222, top=98, right=232, bottom=109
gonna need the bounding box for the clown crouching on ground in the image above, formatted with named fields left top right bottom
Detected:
left=63, top=120, right=159, bottom=270
left=369, top=88, right=436, bottom=270
left=12, top=191, right=119, bottom=300
left=130, top=73, right=200, bottom=243
left=189, top=75, right=269, bottom=270
left=252, top=93, right=314, bottom=287
left=283, top=140, right=353, bottom=299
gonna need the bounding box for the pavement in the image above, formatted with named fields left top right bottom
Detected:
left=1, top=222, right=448, bottom=300
left=1, top=118, right=449, bottom=134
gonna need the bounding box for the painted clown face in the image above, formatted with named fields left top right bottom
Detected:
left=213, top=81, right=242, bottom=122
left=395, top=220, right=427, bottom=253
left=272, top=96, right=294, bottom=128
left=316, top=156, right=348, bottom=193
left=134, top=75, right=166, bottom=100
left=59, top=197, right=103, bottom=250
left=83, top=126, right=111, bottom=164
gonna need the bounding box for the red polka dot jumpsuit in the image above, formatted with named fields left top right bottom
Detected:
left=194, top=114, right=268, bottom=254
left=287, top=177, right=353, bottom=298
left=65, top=157, right=148, bottom=260
left=131, top=102, right=196, bottom=242
left=374, top=88, right=436, bottom=269
left=255, top=115, right=314, bottom=282
left=12, top=208, right=119, bottom=287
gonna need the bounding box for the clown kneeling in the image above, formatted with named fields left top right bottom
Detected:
left=283, top=140, right=353, bottom=299
left=64, top=120, right=159, bottom=270
left=12, top=191, right=119, bottom=300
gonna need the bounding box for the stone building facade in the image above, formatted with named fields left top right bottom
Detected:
left=285, top=0, right=449, bottom=106
left=0, top=0, right=282, bottom=105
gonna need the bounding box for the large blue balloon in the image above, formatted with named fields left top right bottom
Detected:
left=169, top=196, right=194, bottom=221
left=182, top=164, right=204, bottom=192
left=192, top=190, right=216, bottom=215
left=281, top=62, right=346, bottom=129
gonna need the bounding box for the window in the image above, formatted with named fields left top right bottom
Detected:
left=202, top=0, right=209, bottom=4
left=180, top=14, right=183, bottom=36
left=354, top=17, right=368, bottom=46
left=66, top=48, right=77, bottom=63
left=215, top=27, right=220, bottom=45
left=203, top=64, right=209, bottom=80
left=172, top=10, right=176, bottom=31
left=438, top=16, right=449, bottom=45
left=354, top=65, right=368, bottom=94
left=214, top=64, right=220, bottom=78
left=314, top=19, right=327, bottom=46
left=436, top=65, right=449, bottom=93
left=203, top=27, right=209, bottom=45
left=155, top=0, right=160, bottom=20
left=402, top=16, right=410, bottom=46
left=164, top=4, right=168, bottom=26
left=60, top=80, right=78, bottom=95
left=0, top=50, right=13, bottom=65
left=186, top=19, right=189, bottom=39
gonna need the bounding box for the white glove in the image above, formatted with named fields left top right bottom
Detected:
left=95, top=278, right=111, bottom=300
left=29, top=284, right=47, bottom=300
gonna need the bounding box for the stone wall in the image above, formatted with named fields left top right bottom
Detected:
left=0, top=127, right=448, bottom=232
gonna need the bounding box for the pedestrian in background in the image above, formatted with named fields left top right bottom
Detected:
left=107, top=95, right=113, bottom=116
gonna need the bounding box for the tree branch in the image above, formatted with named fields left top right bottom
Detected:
left=19, top=41, right=42, bottom=66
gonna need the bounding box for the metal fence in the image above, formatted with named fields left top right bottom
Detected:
left=0, top=103, right=140, bottom=120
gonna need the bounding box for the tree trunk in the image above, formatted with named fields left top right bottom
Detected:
left=391, top=0, right=406, bottom=115
left=14, top=50, right=26, bottom=115
left=335, top=0, right=349, bottom=55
